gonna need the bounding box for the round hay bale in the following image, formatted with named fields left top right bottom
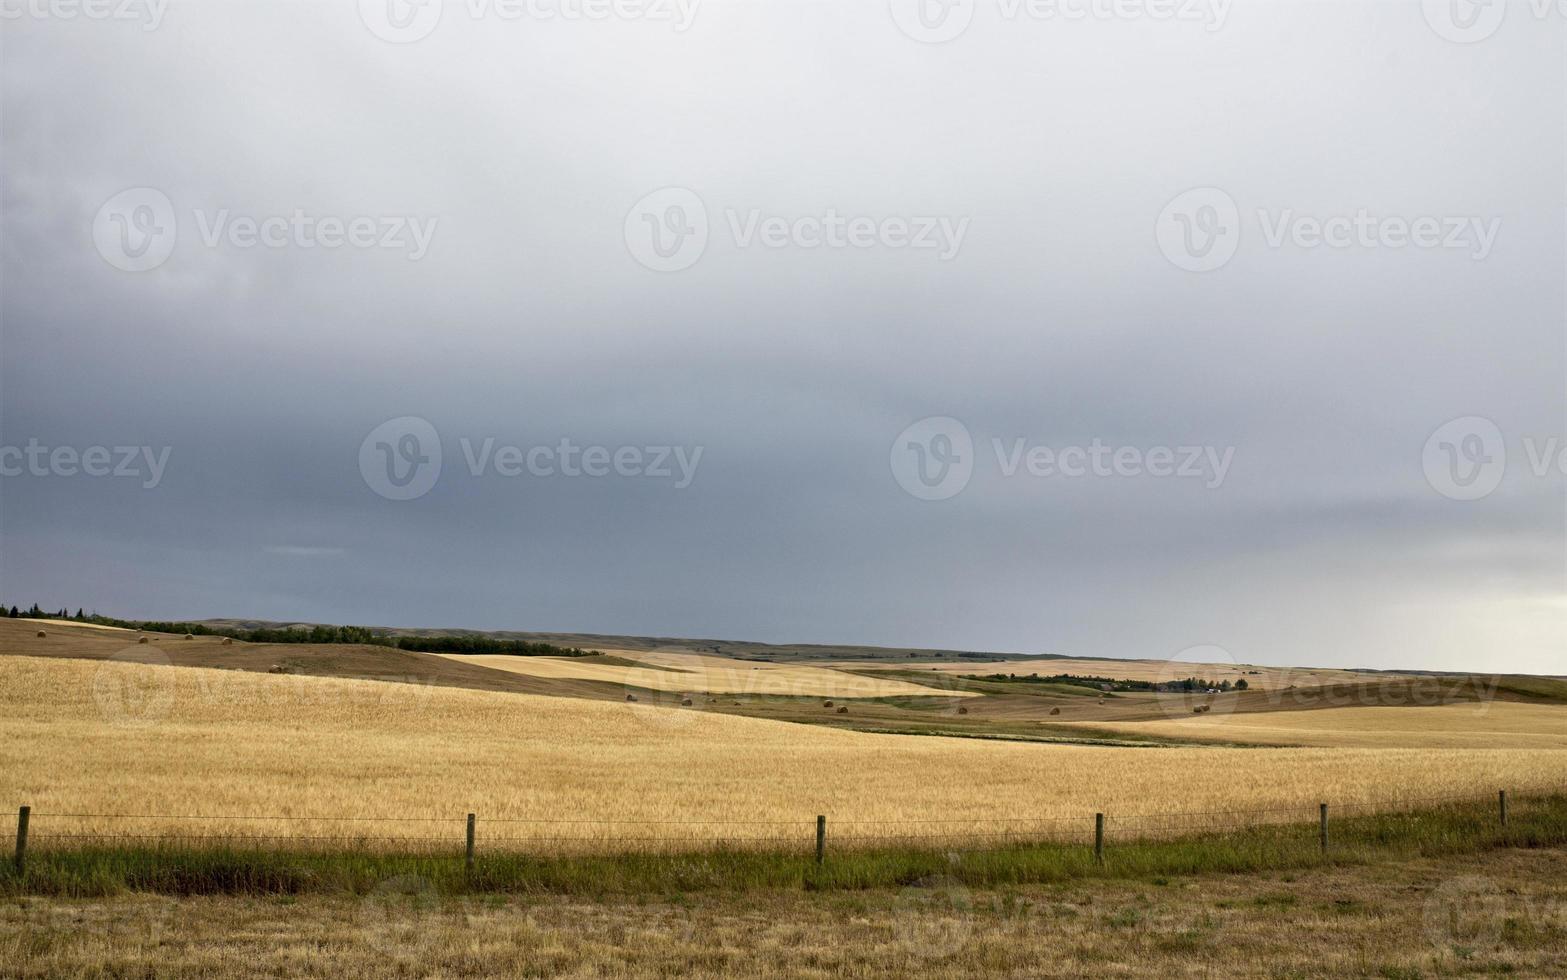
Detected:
left=957, top=706, right=969, bottom=715
left=221, top=637, right=233, bottom=646
left=1049, top=707, right=1061, bottom=716
left=184, top=633, right=195, bottom=640
left=680, top=697, right=693, bottom=707
left=836, top=706, right=848, bottom=714
left=138, top=636, right=149, bottom=644
left=35, top=630, right=46, bottom=638
left=626, top=693, right=638, bottom=702
left=823, top=700, right=834, bottom=708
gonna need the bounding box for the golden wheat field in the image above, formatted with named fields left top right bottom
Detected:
left=439, top=650, right=966, bottom=699
left=3, top=655, right=1564, bottom=853
left=1063, top=702, right=1567, bottom=749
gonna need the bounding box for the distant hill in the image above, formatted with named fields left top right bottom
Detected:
left=195, top=619, right=1075, bottom=664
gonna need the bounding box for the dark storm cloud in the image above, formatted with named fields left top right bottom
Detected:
left=1, top=1, right=1562, bottom=673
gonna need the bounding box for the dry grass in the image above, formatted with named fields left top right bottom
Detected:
left=4, top=847, right=1565, bottom=978
left=15, top=619, right=134, bottom=633
left=1061, top=702, right=1567, bottom=748
left=439, top=650, right=965, bottom=699
left=3, top=656, right=1564, bottom=853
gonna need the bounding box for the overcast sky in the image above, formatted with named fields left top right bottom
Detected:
left=1, top=1, right=1563, bottom=674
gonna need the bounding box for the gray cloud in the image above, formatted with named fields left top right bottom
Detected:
left=1, top=1, right=1562, bottom=674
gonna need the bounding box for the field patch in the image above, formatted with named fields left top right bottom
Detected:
left=1055, top=701, right=1567, bottom=748
left=437, top=650, right=963, bottom=699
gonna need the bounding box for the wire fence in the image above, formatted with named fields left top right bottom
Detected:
left=9, top=789, right=1544, bottom=864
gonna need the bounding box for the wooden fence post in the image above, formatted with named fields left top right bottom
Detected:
left=1499, top=790, right=1508, bottom=828
left=1319, top=803, right=1328, bottom=854
left=815, top=815, right=826, bottom=865
left=466, top=813, right=476, bottom=872
left=1094, top=813, right=1105, bottom=865
left=13, top=806, right=28, bottom=875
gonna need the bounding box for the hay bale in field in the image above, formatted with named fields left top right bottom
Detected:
left=823, top=700, right=834, bottom=708
left=1049, top=707, right=1061, bottom=716
left=184, top=633, right=195, bottom=640
left=681, top=697, right=693, bottom=706
left=35, top=630, right=46, bottom=638
left=221, top=637, right=233, bottom=646
left=626, top=693, right=638, bottom=702
left=137, top=636, right=149, bottom=644
left=957, top=706, right=969, bottom=715
left=836, top=706, right=848, bottom=714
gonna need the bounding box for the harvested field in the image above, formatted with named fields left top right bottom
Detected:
left=438, top=650, right=965, bottom=699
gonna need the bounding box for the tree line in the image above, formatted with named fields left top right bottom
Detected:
left=4, top=602, right=590, bottom=657
left=965, top=671, right=1250, bottom=693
